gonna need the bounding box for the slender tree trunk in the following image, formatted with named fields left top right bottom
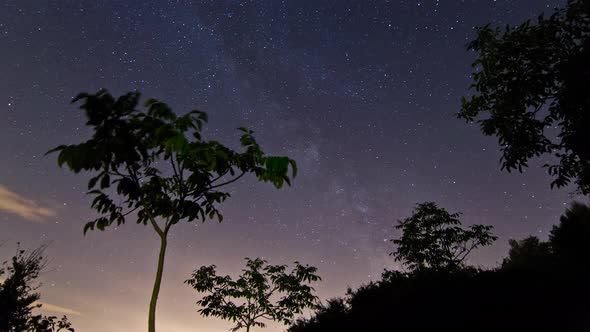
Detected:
left=148, top=232, right=168, bottom=332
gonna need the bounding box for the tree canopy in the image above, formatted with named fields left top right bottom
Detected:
left=390, top=202, right=496, bottom=272
left=185, top=258, right=320, bottom=332
left=458, top=0, right=590, bottom=194
left=48, top=90, right=297, bottom=235
left=549, top=201, right=590, bottom=268
left=501, top=236, right=553, bottom=271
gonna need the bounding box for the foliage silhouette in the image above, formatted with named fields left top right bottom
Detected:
left=47, top=90, right=297, bottom=332
left=457, top=0, right=590, bottom=194
left=549, top=201, right=590, bottom=269
left=0, top=244, right=74, bottom=332
left=501, top=236, right=554, bottom=271
left=391, top=202, right=496, bottom=272
left=185, top=258, right=320, bottom=332
left=290, top=202, right=590, bottom=332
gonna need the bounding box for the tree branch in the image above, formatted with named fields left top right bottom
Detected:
left=208, top=172, right=246, bottom=190
left=186, top=171, right=245, bottom=198
left=208, top=169, right=230, bottom=186
left=145, top=210, right=164, bottom=237
left=121, top=206, right=140, bottom=218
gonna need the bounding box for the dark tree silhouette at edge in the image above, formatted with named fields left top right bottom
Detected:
left=289, top=202, right=590, bottom=332
left=0, top=244, right=74, bottom=332
left=458, top=0, right=590, bottom=195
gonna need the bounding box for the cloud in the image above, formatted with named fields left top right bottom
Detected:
left=36, top=301, right=84, bottom=316
left=0, top=185, right=57, bottom=222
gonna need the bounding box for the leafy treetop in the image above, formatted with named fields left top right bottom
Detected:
left=391, top=202, right=497, bottom=272
left=47, top=90, right=297, bottom=235
left=185, top=258, right=321, bottom=332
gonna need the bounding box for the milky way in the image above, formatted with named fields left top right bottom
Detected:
left=0, top=1, right=575, bottom=331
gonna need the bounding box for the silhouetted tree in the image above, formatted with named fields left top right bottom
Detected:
left=48, top=90, right=297, bottom=332
left=549, top=201, right=590, bottom=269
left=290, top=202, right=590, bottom=332
left=185, top=258, right=320, bottom=332
left=501, top=236, right=553, bottom=271
left=391, top=202, right=496, bottom=272
left=0, top=244, right=45, bottom=331
left=0, top=244, right=74, bottom=332
left=458, top=0, right=590, bottom=194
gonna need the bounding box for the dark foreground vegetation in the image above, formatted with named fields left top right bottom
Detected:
left=0, top=244, right=74, bottom=332
left=289, top=202, right=590, bottom=332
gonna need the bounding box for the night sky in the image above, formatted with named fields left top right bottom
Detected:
left=0, top=1, right=578, bottom=331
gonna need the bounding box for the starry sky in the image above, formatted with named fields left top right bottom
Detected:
left=0, top=0, right=579, bottom=331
